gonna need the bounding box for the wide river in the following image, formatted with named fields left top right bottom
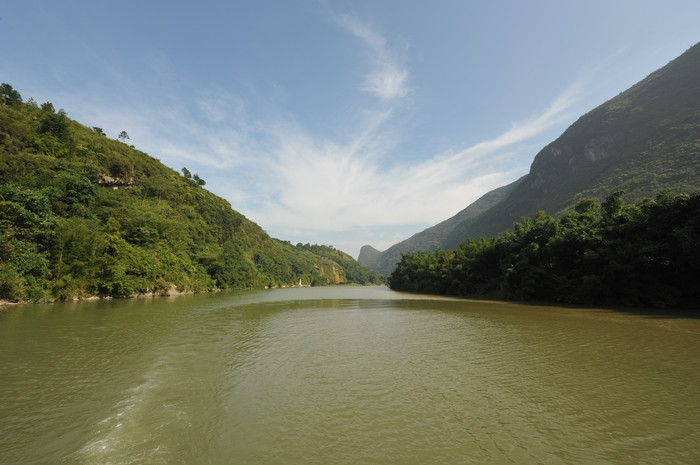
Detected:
left=1, top=286, right=699, bottom=464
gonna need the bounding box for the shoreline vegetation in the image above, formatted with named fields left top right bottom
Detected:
left=0, top=83, right=384, bottom=305
left=0, top=284, right=196, bottom=308
left=389, top=191, right=700, bottom=311
left=0, top=281, right=368, bottom=309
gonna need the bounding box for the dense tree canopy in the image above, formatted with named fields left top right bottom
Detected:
left=0, top=85, right=383, bottom=302
left=390, top=191, right=700, bottom=310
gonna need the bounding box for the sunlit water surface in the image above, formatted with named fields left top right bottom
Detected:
left=1, top=287, right=699, bottom=464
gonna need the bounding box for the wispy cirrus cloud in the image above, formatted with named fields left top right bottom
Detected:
left=410, top=81, right=583, bottom=180
left=249, top=78, right=582, bottom=237
left=58, top=16, right=582, bottom=257
left=335, top=14, right=411, bottom=101
left=65, top=77, right=580, bottom=258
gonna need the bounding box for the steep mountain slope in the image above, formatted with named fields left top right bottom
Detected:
left=361, top=42, right=700, bottom=273
left=0, top=90, right=383, bottom=302
left=359, top=177, right=524, bottom=275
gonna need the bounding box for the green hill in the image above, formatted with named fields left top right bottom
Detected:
left=0, top=88, right=383, bottom=302
left=360, top=42, right=700, bottom=274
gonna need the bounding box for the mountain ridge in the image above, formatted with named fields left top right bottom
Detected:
left=360, top=42, right=700, bottom=274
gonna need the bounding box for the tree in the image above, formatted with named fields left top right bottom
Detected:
left=192, top=173, right=206, bottom=186
left=0, top=83, right=22, bottom=105
left=181, top=167, right=192, bottom=179
left=118, top=131, right=130, bottom=143
left=40, top=101, right=55, bottom=113
left=38, top=104, right=70, bottom=140
left=92, top=127, right=105, bottom=136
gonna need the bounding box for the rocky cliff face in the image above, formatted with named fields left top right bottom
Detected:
left=357, top=245, right=382, bottom=270
left=509, top=42, right=700, bottom=217
left=98, top=174, right=134, bottom=188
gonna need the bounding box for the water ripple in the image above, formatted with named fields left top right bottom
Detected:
left=1, top=288, right=699, bottom=464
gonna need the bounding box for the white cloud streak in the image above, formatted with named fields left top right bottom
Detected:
left=248, top=78, right=581, bottom=236
left=336, top=14, right=411, bottom=101
left=73, top=83, right=577, bottom=258
left=60, top=17, right=581, bottom=257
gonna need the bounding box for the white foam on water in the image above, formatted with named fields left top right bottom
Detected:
left=76, top=357, right=192, bottom=465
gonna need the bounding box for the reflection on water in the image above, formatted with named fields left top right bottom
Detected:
left=1, top=287, right=699, bottom=464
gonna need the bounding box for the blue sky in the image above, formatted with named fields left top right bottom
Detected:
left=2, top=1, right=699, bottom=258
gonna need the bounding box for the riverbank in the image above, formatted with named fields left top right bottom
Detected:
left=0, top=284, right=201, bottom=309
left=0, top=282, right=347, bottom=309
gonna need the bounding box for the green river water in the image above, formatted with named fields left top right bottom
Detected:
left=1, top=286, right=699, bottom=464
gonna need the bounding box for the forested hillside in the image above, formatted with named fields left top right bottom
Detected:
left=389, top=191, right=700, bottom=310
left=0, top=85, right=383, bottom=302
left=361, top=42, right=700, bottom=274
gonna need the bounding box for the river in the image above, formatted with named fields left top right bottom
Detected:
left=1, top=286, right=699, bottom=464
